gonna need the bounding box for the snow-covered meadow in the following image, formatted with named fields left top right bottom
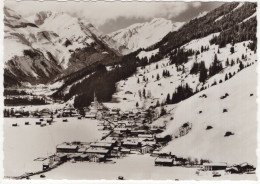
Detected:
left=4, top=117, right=103, bottom=177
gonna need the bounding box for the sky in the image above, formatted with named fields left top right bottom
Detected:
left=4, top=0, right=224, bottom=34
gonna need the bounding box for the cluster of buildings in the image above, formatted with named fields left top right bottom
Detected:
left=202, top=162, right=255, bottom=174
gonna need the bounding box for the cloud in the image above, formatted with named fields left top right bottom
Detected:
left=5, top=1, right=201, bottom=27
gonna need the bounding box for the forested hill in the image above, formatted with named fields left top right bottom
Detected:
left=51, top=2, right=257, bottom=108
left=148, top=2, right=256, bottom=56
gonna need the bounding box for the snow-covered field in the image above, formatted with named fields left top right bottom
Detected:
left=159, top=64, right=257, bottom=166
left=4, top=117, right=103, bottom=177
left=29, top=154, right=255, bottom=180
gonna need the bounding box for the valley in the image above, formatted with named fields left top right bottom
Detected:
left=2, top=1, right=258, bottom=181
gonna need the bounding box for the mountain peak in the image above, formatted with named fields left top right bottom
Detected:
left=106, top=18, right=185, bottom=54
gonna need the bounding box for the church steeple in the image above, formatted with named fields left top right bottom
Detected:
left=94, top=90, right=98, bottom=109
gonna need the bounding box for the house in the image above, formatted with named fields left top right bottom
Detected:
left=56, top=143, right=79, bottom=153
left=114, top=128, right=130, bottom=134
left=150, top=128, right=163, bottom=134
left=85, top=147, right=110, bottom=157
left=138, top=134, right=153, bottom=139
left=14, top=113, right=22, bottom=118
left=85, top=113, right=96, bottom=119
left=90, top=142, right=114, bottom=150
left=122, top=140, right=141, bottom=150
left=226, top=166, right=239, bottom=174
left=68, top=153, right=82, bottom=161
left=239, top=162, right=255, bottom=173
left=175, top=157, right=187, bottom=166
left=155, top=157, right=174, bottom=166
left=203, top=163, right=227, bottom=171
left=76, top=154, right=89, bottom=161
left=140, top=144, right=154, bottom=154
left=89, top=154, right=106, bottom=162
left=109, top=107, right=120, bottom=115
left=111, top=147, right=120, bottom=158
left=40, top=108, right=51, bottom=117
left=121, top=148, right=131, bottom=155
left=54, top=153, right=68, bottom=162
left=78, top=146, right=89, bottom=153
left=130, top=130, right=146, bottom=136
left=151, top=150, right=161, bottom=157
left=100, top=138, right=118, bottom=147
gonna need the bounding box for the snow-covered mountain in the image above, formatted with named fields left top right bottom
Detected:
left=4, top=7, right=119, bottom=87
left=104, top=18, right=185, bottom=55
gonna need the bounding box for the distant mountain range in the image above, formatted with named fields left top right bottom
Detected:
left=4, top=7, right=185, bottom=87
left=4, top=7, right=119, bottom=86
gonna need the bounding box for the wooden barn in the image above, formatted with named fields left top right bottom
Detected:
left=155, top=157, right=175, bottom=166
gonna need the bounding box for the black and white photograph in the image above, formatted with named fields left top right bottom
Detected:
left=1, top=0, right=258, bottom=181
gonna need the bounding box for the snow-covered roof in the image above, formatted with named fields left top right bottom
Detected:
left=90, top=142, right=113, bottom=148
left=86, top=148, right=109, bottom=154
left=203, top=162, right=227, bottom=167
left=56, top=144, right=78, bottom=149
left=155, top=157, right=174, bottom=163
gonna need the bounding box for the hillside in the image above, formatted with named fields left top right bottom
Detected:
left=56, top=2, right=257, bottom=110
left=105, top=18, right=185, bottom=55
left=156, top=63, right=257, bottom=165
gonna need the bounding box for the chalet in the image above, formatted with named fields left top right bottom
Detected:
left=76, top=154, right=89, bottom=161
left=78, top=146, right=89, bottom=153
left=138, top=134, right=153, bottom=139
left=56, top=143, right=79, bottom=153
left=100, top=139, right=118, bottom=147
left=130, top=130, right=146, bottom=136
left=121, top=148, right=131, bottom=155
left=90, top=142, right=114, bottom=150
left=33, top=112, right=41, bottom=118
left=155, top=157, right=174, bottom=166
left=42, top=162, right=50, bottom=170
left=141, top=141, right=156, bottom=147
left=85, top=113, right=96, bottom=119
left=114, top=128, right=130, bottom=134
left=203, top=163, right=227, bottom=171
left=151, top=150, right=160, bottom=157
left=122, top=140, right=141, bottom=150
left=109, top=107, right=119, bottom=115
left=150, top=127, right=163, bottom=134
left=226, top=166, right=239, bottom=174
left=140, top=144, right=154, bottom=154
left=85, top=147, right=110, bottom=156
left=239, top=162, right=255, bottom=173
left=89, top=154, right=106, bottom=162
left=68, top=153, right=82, bottom=161
left=175, top=157, right=187, bottom=166
left=54, top=153, right=68, bottom=162
left=40, top=108, right=51, bottom=117
left=111, top=147, right=120, bottom=158
left=14, top=113, right=22, bottom=118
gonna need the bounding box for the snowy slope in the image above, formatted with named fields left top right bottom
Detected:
left=159, top=63, right=257, bottom=165
left=106, top=18, right=185, bottom=54
left=4, top=7, right=118, bottom=86
left=105, top=33, right=256, bottom=112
